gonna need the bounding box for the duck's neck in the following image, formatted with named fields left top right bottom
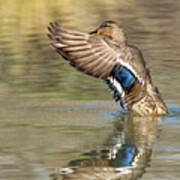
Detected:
left=104, top=36, right=127, bottom=49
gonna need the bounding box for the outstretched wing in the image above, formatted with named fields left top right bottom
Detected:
left=48, top=22, right=147, bottom=107
left=48, top=22, right=119, bottom=79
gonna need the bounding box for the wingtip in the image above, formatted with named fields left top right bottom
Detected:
left=49, top=22, right=55, bottom=28
left=48, top=21, right=64, bottom=35
left=49, top=21, right=60, bottom=28
left=47, top=33, right=52, bottom=40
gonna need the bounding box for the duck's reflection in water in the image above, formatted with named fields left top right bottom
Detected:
left=50, top=115, right=162, bottom=180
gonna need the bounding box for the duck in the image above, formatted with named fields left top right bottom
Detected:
left=48, top=20, right=168, bottom=116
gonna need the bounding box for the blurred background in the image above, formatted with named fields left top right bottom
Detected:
left=0, top=0, right=180, bottom=180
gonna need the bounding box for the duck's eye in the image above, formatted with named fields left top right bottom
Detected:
left=100, top=24, right=110, bottom=28
left=103, top=24, right=108, bottom=27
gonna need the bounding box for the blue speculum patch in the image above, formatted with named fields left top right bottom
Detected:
left=110, top=143, right=135, bottom=167
left=115, top=67, right=135, bottom=91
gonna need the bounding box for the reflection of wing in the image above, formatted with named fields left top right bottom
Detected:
left=49, top=114, right=158, bottom=180
left=48, top=22, right=119, bottom=79
left=111, top=143, right=136, bottom=167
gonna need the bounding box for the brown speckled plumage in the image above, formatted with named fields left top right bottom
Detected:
left=48, top=21, right=168, bottom=116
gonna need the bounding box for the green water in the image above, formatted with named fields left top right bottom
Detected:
left=0, top=0, right=180, bottom=179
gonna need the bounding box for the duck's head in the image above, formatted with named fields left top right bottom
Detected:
left=90, top=21, right=127, bottom=44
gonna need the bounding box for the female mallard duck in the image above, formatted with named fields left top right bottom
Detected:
left=48, top=21, right=168, bottom=116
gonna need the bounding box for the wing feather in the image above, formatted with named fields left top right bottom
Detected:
left=48, top=22, right=118, bottom=79
left=48, top=22, right=147, bottom=107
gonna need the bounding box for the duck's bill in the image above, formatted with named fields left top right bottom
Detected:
left=89, top=29, right=98, bottom=35
left=89, top=28, right=102, bottom=36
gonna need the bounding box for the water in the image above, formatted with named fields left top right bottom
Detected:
left=0, top=0, right=180, bottom=179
